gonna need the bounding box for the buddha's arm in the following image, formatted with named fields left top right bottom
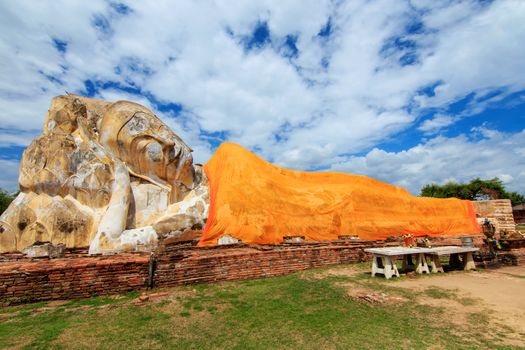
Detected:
left=88, top=160, right=130, bottom=254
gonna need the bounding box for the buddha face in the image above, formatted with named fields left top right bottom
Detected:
left=99, top=102, right=194, bottom=202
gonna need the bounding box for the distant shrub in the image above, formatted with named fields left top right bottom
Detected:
left=420, top=177, right=524, bottom=206
left=0, top=188, right=16, bottom=215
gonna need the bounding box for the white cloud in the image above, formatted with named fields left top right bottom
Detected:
left=418, top=114, right=455, bottom=134
left=0, top=159, right=20, bottom=192
left=0, top=0, right=524, bottom=193
left=0, top=130, right=39, bottom=148
left=330, top=128, right=525, bottom=194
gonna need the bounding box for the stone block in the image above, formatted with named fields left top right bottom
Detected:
left=23, top=242, right=65, bottom=258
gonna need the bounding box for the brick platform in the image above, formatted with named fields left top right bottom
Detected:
left=153, top=240, right=386, bottom=287
left=0, top=254, right=149, bottom=305
left=0, top=236, right=488, bottom=306
left=472, top=199, right=516, bottom=233
left=501, top=239, right=525, bottom=264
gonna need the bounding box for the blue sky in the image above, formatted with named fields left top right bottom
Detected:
left=0, top=0, right=524, bottom=194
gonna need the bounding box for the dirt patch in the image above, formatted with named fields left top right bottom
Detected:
left=133, top=292, right=170, bottom=304
left=348, top=290, right=408, bottom=304
left=338, top=281, right=408, bottom=305
left=306, top=265, right=367, bottom=280
left=393, top=265, right=525, bottom=344
left=47, top=300, right=69, bottom=307
left=61, top=305, right=93, bottom=313
left=1, top=335, right=34, bottom=350
left=0, top=311, right=20, bottom=319
left=413, top=290, right=492, bottom=330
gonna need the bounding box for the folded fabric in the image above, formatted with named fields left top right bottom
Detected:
left=199, top=142, right=480, bottom=246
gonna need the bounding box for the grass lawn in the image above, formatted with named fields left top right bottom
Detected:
left=0, top=263, right=522, bottom=350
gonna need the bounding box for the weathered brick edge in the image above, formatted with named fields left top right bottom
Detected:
left=0, top=254, right=150, bottom=305
left=0, top=236, right=489, bottom=306
left=503, top=246, right=525, bottom=264
left=153, top=241, right=381, bottom=287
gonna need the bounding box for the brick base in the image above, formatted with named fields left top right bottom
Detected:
left=153, top=241, right=384, bottom=287
left=0, top=236, right=490, bottom=306
left=0, top=254, right=149, bottom=305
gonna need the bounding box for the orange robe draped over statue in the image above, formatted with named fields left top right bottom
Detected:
left=198, top=142, right=480, bottom=246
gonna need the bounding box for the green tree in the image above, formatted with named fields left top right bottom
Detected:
left=0, top=188, right=16, bottom=215
left=420, top=177, right=524, bottom=206
left=505, top=191, right=525, bottom=206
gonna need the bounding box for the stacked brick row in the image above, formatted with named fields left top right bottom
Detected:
left=0, top=254, right=149, bottom=306
left=0, top=236, right=488, bottom=306
left=153, top=241, right=385, bottom=287
left=512, top=247, right=525, bottom=263
left=428, top=235, right=485, bottom=247
left=472, top=199, right=516, bottom=233
left=503, top=240, right=525, bottom=264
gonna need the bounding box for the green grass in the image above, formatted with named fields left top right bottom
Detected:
left=424, top=287, right=454, bottom=299
left=0, top=265, right=521, bottom=350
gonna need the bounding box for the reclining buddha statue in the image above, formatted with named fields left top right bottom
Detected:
left=0, top=95, right=209, bottom=254
left=0, top=95, right=480, bottom=255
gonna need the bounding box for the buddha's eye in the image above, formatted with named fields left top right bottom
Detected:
left=145, top=141, right=162, bottom=162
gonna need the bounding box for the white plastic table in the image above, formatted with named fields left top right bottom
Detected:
left=364, top=247, right=434, bottom=279
left=424, top=246, right=479, bottom=273
left=365, top=246, right=479, bottom=278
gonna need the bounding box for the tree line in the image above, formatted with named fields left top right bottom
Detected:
left=420, top=177, right=524, bottom=206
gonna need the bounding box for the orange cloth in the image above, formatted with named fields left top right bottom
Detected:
left=199, top=142, right=480, bottom=246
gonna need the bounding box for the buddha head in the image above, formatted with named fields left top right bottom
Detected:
left=98, top=101, right=194, bottom=202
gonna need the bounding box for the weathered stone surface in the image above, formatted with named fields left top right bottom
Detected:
left=217, top=235, right=241, bottom=245
left=473, top=199, right=516, bottom=234
left=283, top=236, right=305, bottom=243
left=0, top=95, right=209, bottom=255
left=22, top=242, right=66, bottom=258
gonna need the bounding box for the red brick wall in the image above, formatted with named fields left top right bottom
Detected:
left=510, top=247, right=525, bottom=263
left=0, top=254, right=149, bottom=306
left=472, top=199, right=516, bottom=233
left=0, top=236, right=488, bottom=306
left=153, top=241, right=384, bottom=287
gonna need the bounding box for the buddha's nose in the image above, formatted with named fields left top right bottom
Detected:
left=168, top=144, right=182, bottom=162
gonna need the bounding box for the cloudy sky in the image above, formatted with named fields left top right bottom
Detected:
left=1, top=0, right=524, bottom=194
